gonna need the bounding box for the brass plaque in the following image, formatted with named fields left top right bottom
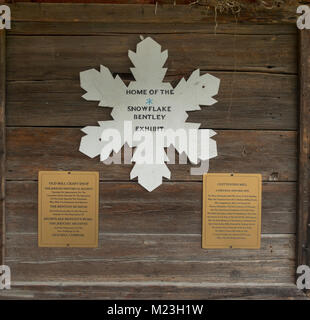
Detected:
left=202, top=173, right=262, bottom=249
left=38, top=171, right=99, bottom=247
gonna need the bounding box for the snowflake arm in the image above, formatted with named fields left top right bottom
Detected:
left=130, top=163, right=171, bottom=192
left=174, top=69, right=220, bottom=111
left=80, top=65, right=127, bottom=107
left=128, top=37, right=168, bottom=85
left=79, top=121, right=126, bottom=161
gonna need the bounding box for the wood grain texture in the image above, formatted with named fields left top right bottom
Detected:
left=8, top=2, right=301, bottom=24
left=7, top=73, right=297, bottom=130
left=6, top=128, right=297, bottom=182
left=6, top=181, right=296, bottom=234
left=8, top=22, right=297, bottom=35
left=1, top=259, right=297, bottom=283
left=5, top=233, right=295, bottom=283
left=297, top=30, right=310, bottom=267
left=6, top=33, right=297, bottom=80
left=1, top=2, right=302, bottom=298
left=6, top=233, right=295, bottom=263
left=0, top=283, right=307, bottom=300
left=0, top=30, right=5, bottom=266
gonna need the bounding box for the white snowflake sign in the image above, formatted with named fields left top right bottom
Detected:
left=79, top=36, right=220, bottom=192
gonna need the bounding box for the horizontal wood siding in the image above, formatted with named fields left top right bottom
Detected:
left=0, top=283, right=307, bottom=300
left=7, top=34, right=297, bottom=78
left=2, top=3, right=304, bottom=299
left=7, top=2, right=301, bottom=24
left=6, top=129, right=297, bottom=181
left=6, top=181, right=296, bottom=234
left=7, top=73, right=297, bottom=130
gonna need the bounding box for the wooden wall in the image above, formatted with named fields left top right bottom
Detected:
left=0, top=3, right=307, bottom=299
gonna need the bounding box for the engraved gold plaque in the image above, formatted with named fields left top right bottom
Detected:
left=38, top=171, right=99, bottom=247
left=203, top=173, right=262, bottom=249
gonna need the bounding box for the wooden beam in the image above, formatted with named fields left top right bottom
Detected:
left=8, top=2, right=301, bottom=24
left=8, top=21, right=297, bottom=35
left=0, top=283, right=308, bottom=300
left=0, top=29, right=6, bottom=266
left=6, top=34, right=297, bottom=79
left=297, top=30, right=310, bottom=267
left=4, top=233, right=296, bottom=283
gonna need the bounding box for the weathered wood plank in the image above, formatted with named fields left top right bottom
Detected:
left=8, top=22, right=297, bottom=35
left=297, top=30, right=310, bottom=267
left=6, top=259, right=293, bottom=283
left=0, top=283, right=307, bottom=300
left=6, top=33, right=297, bottom=80
left=0, top=30, right=6, bottom=266
left=6, top=128, right=297, bottom=182
left=7, top=73, right=298, bottom=130
left=5, top=233, right=295, bottom=283
left=8, top=3, right=301, bottom=25
left=5, top=233, right=295, bottom=262
left=6, top=181, right=296, bottom=234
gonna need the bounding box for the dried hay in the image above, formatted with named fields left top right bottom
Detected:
left=188, top=0, right=285, bottom=16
